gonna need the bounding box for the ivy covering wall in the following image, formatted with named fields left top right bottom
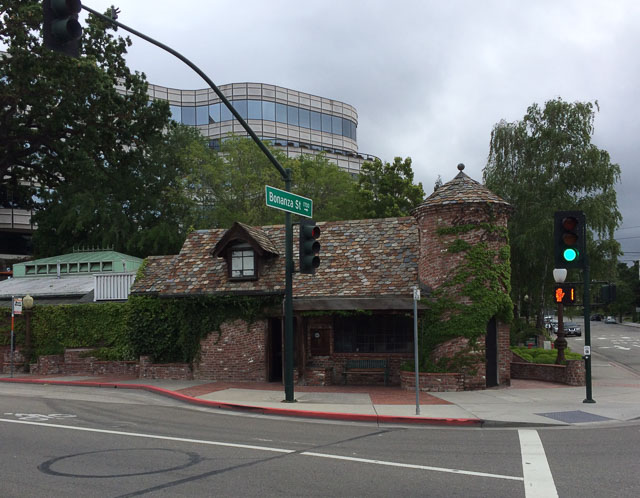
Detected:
left=417, top=222, right=513, bottom=371
left=1, top=294, right=280, bottom=364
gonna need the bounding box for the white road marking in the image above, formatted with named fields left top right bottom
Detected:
left=0, top=418, right=523, bottom=482
left=614, top=346, right=631, bottom=351
left=304, top=451, right=523, bottom=481
left=519, top=429, right=558, bottom=498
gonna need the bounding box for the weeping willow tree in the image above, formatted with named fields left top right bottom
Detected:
left=483, top=98, right=621, bottom=326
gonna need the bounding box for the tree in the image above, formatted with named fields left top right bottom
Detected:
left=1, top=1, right=193, bottom=257
left=287, top=153, right=360, bottom=222
left=187, top=137, right=360, bottom=229
left=608, top=262, right=640, bottom=322
left=32, top=125, right=204, bottom=257
left=355, top=157, right=425, bottom=219
left=483, top=98, right=622, bottom=325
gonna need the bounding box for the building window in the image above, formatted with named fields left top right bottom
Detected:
left=169, top=105, right=181, bottom=122
left=182, top=106, right=196, bottom=125
left=209, top=103, right=221, bottom=123
left=230, top=246, right=256, bottom=279
left=334, top=314, right=413, bottom=353
left=196, top=105, right=209, bottom=125
left=248, top=100, right=262, bottom=119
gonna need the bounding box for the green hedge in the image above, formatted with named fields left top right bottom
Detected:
left=2, top=295, right=279, bottom=365
left=127, top=295, right=279, bottom=363
left=511, top=346, right=582, bottom=364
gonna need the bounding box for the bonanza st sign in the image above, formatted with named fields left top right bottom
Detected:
left=265, top=185, right=313, bottom=218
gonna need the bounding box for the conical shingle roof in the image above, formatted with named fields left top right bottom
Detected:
left=418, top=164, right=509, bottom=208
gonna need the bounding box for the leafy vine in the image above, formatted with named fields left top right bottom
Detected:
left=415, top=222, right=513, bottom=372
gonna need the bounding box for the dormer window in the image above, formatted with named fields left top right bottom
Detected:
left=211, top=222, right=280, bottom=282
left=229, top=243, right=256, bottom=279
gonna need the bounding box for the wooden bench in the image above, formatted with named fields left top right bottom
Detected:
left=343, top=359, right=389, bottom=386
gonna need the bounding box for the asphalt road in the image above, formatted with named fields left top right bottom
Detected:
left=562, top=319, right=640, bottom=374
left=1, top=384, right=639, bottom=497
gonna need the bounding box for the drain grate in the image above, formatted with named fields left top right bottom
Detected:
left=535, top=410, right=613, bottom=423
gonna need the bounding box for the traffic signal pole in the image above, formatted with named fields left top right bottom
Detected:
left=78, top=5, right=298, bottom=402
left=583, top=257, right=595, bottom=403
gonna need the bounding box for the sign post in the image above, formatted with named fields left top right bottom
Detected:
left=412, top=287, right=420, bottom=415
left=11, top=296, right=22, bottom=378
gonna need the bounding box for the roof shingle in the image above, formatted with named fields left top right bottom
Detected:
left=131, top=217, right=419, bottom=299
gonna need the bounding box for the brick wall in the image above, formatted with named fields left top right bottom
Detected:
left=511, top=359, right=585, bottom=386
left=413, top=203, right=510, bottom=291
left=430, top=336, right=487, bottom=390
left=193, top=319, right=268, bottom=381
left=1, top=346, right=26, bottom=374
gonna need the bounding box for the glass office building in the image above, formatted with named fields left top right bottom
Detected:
left=133, top=81, right=377, bottom=175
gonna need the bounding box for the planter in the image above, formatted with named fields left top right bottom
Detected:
left=400, top=370, right=464, bottom=392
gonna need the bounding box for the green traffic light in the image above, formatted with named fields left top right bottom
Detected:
left=563, top=247, right=578, bottom=262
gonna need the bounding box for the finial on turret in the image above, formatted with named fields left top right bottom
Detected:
left=457, top=163, right=465, bottom=171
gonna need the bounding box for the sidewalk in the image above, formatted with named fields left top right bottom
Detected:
left=2, top=352, right=639, bottom=427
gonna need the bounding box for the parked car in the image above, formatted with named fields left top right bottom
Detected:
left=604, top=316, right=617, bottom=324
left=552, top=321, right=582, bottom=336
left=590, top=314, right=603, bottom=321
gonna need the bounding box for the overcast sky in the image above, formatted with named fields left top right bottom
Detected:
left=78, top=1, right=639, bottom=263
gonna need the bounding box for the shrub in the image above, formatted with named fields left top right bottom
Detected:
left=510, top=346, right=582, bottom=364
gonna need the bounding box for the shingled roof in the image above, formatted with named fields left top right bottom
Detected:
left=131, top=217, right=419, bottom=302
left=418, top=163, right=509, bottom=208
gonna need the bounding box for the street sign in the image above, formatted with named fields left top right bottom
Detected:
left=12, top=297, right=22, bottom=315
left=584, top=345, right=591, bottom=356
left=265, top=185, right=313, bottom=218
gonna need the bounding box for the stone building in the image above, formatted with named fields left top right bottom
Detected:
left=132, top=165, right=512, bottom=389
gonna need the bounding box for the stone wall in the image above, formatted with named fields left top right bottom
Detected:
left=139, top=356, right=192, bottom=380
left=30, top=349, right=140, bottom=377
left=400, top=370, right=464, bottom=392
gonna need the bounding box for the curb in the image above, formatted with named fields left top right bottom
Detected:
left=0, top=377, right=484, bottom=427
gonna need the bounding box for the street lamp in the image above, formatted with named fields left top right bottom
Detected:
left=553, top=269, right=567, bottom=364
left=23, top=294, right=34, bottom=370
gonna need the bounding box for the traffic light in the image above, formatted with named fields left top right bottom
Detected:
left=554, top=211, right=586, bottom=269
left=299, top=219, right=320, bottom=274
left=554, top=284, right=577, bottom=305
left=43, top=0, right=83, bottom=57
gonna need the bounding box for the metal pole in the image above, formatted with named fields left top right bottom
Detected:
left=555, top=301, right=566, bottom=363
left=284, top=171, right=295, bottom=402
left=10, top=295, right=15, bottom=378
left=583, top=257, right=595, bottom=403
left=413, top=287, right=420, bottom=415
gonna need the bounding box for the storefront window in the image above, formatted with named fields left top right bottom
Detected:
left=334, top=314, right=413, bottom=353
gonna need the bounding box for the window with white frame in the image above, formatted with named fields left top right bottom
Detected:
left=230, top=245, right=255, bottom=278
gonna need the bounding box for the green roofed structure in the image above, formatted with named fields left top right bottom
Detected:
left=0, top=250, right=143, bottom=306
left=12, top=250, right=142, bottom=278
